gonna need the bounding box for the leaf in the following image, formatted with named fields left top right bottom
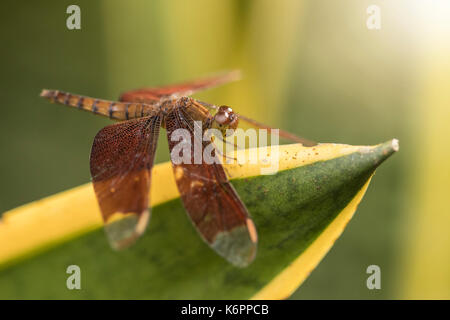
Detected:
left=0, top=140, right=398, bottom=299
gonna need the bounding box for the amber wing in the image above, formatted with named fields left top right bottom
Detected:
left=165, top=106, right=257, bottom=267
left=90, top=116, right=161, bottom=249
left=119, top=70, right=240, bottom=103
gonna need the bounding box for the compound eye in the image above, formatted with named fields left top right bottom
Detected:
left=215, top=106, right=232, bottom=126
left=228, top=114, right=239, bottom=130
left=218, top=105, right=233, bottom=113
left=221, top=106, right=233, bottom=114
left=214, top=114, right=227, bottom=127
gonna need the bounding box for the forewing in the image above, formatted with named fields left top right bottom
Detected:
left=237, top=113, right=317, bottom=146
left=90, top=116, right=161, bottom=249
left=165, top=107, right=257, bottom=267
left=119, top=70, right=240, bottom=104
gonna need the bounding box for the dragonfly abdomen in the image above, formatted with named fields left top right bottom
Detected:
left=40, top=89, right=159, bottom=120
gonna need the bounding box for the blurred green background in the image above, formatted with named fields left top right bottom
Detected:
left=0, top=0, right=449, bottom=299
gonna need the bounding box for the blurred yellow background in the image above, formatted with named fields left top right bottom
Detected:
left=0, top=0, right=448, bottom=299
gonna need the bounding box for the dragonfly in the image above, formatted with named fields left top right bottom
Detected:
left=40, top=71, right=315, bottom=267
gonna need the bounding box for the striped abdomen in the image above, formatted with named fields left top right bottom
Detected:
left=40, top=89, right=160, bottom=120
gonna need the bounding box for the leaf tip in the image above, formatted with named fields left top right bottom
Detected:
left=367, top=138, right=399, bottom=170
left=380, top=138, right=400, bottom=157
left=391, top=138, right=400, bottom=152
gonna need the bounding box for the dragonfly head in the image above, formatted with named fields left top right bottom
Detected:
left=212, top=106, right=239, bottom=137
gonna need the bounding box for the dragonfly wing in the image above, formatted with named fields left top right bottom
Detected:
left=165, top=106, right=257, bottom=267
left=237, top=113, right=317, bottom=146
left=90, top=116, right=161, bottom=249
left=119, top=70, right=241, bottom=103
